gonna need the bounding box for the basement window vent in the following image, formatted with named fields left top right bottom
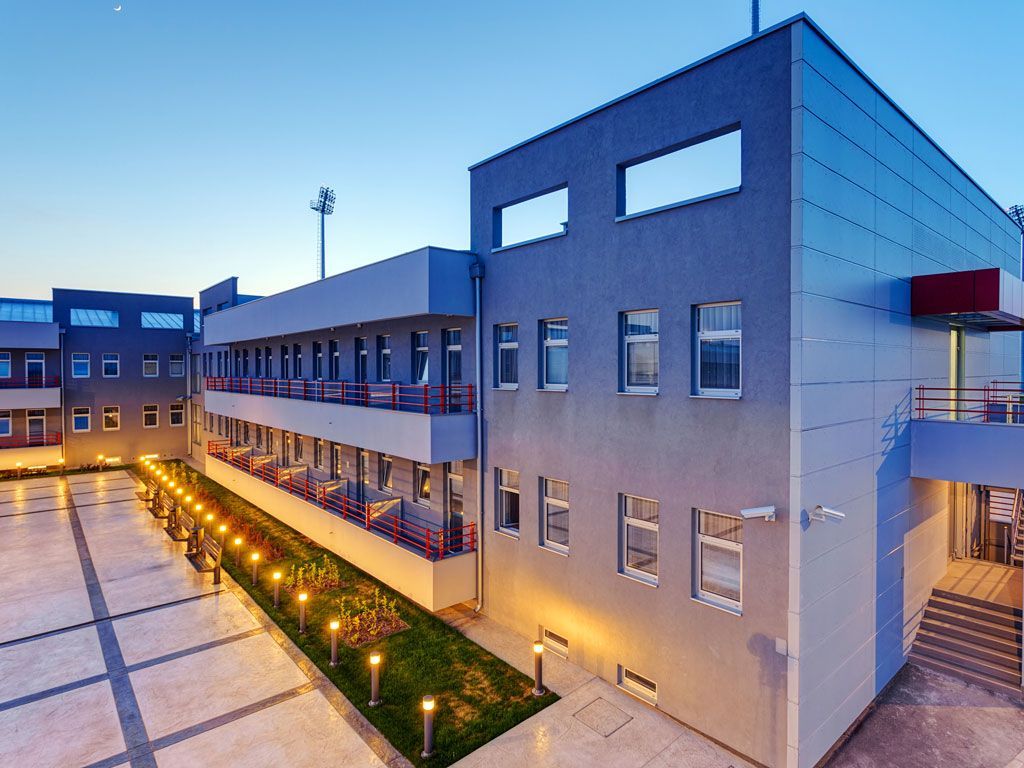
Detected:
left=618, top=665, right=658, bottom=704
left=543, top=628, right=569, bottom=658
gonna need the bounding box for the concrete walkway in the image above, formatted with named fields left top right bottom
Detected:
left=439, top=604, right=754, bottom=768
left=0, top=471, right=399, bottom=768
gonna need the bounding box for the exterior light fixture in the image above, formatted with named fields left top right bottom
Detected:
left=272, top=571, right=282, bottom=608
left=532, top=641, right=546, bottom=696
left=369, top=652, right=382, bottom=707
left=250, top=552, right=260, bottom=585
left=218, top=524, right=227, bottom=544
left=233, top=537, right=243, bottom=566
left=329, top=620, right=340, bottom=666
left=421, top=695, right=436, bottom=758
left=298, top=592, right=308, bottom=634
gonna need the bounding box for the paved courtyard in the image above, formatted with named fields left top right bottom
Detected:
left=0, top=471, right=394, bottom=768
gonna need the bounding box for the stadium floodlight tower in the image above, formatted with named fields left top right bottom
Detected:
left=310, top=185, right=336, bottom=280
left=1009, top=204, right=1024, bottom=231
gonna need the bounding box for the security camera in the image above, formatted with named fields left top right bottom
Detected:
left=811, top=505, right=845, bottom=523
left=740, top=505, right=776, bottom=522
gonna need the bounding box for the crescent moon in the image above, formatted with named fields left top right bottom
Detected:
left=114, top=4, right=122, bottom=10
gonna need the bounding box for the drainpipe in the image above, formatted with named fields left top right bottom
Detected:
left=58, top=328, right=66, bottom=465
left=470, top=260, right=485, bottom=612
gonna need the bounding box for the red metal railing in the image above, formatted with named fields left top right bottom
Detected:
left=915, top=382, right=1024, bottom=424
left=206, top=440, right=476, bottom=560
left=0, top=376, right=61, bottom=389
left=205, top=377, right=475, bottom=415
left=0, top=432, right=62, bottom=449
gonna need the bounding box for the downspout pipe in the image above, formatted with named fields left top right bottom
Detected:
left=470, top=259, right=485, bottom=612
left=58, top=328, right=66, bottom=465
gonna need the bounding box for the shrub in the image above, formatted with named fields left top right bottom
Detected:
left=284, top=555, right=343, bottom=595
left=334, top=587, right=407, bottom=647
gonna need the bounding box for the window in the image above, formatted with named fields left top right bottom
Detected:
left=294, top=435, right=303, bottom=462
left=415, top=463, right=431, bottom=505
left=103, top=406, right=121, bottom=431
left=217, top=414, right=223, bottom=436
left=377, top=335, right=391, bottom=382
left=0, top=352, right=8, bottom=378
left=695, top=509, right=743, bottom=610
left=169, top=353, right=185, bottom=377
left=256, top=425, right=263, bottom=448
left=280, top=345, right=289, bottom=378
left=542, top=478, right=569, bottom=552
left=255, top=348, right=262, bottom=378
left=618, top=128, right=741, bottom=218
left=267, top=428, right=274, bottom=453
left=0, top=409, right=11, bottom=436
left=496, top=324, right=518, bottom=388
left=242, top=349, right=249, bottom=377
left=170, top=402, right=184, bottom=427
left=25, top=352, right=44, bottom=380
left=191, top=354, right=200, bottom=392
left=413, top=332, right=429, bottom=384
left=446, top=461, right=465, bottom=550
left=355, top=338, right=367, bottom=383
left=314, top=438, right=324, bottom=469
left=622, top=310, right=659, bottom=393
left=233, top=350, right=240, bottom=376
left=329, top=340, right=339, bottom=380
left=541, top=319, right=568, bottom=390
left=621, top=494, right=659, bottom=583
left=618, top=666, right=658, bottom=704
left=72, top=406, right=91, bottom=433
left=143, top=404, right=159, bottom=429
left=293, top=344, right=302, bottom=378
left=494, top=186, right=568, bottom=249
left=26, top=409, right=45, bottom=442
left=140, top=311, right=184, bottom=330
left=191, top=404, right=202, bottom=443
left=497, top=468, right=520, bottom=534
left=378, top=454, right=393, bottom=493
left=216, top=351, right=223, bottom=377
left=70, top=308, right=119, bottom=327
left=143, top=354, right=159, bottom=378
left=695, top=302, right=741, bottom=397
left=102, top=353, right=119, bottom=378
left=265, top=346, right=273, bottom=378
left=313, top=342, right=323, bottom=379
left=243, top=422, right=250, bottom=444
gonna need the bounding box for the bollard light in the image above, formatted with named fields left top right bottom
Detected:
left=250, top=552, right=260, bottom=585
left=272, top=571, right=282, bottom=608
left=329, top=620, right=340, bottom=667
left=421, top=695, right=436, bottom=758
left=298, top=592, right=308, bottom=634
left=218, top=524, right=227, bottom=544
left=532, top=641, right=546, bottom=696
left=369, top=652, right=382, bottom=707
left=233, top=537, right=243, bottom=567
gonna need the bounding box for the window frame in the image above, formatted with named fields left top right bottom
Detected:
left=143, top=353, right=159, bottom=378
left=102, top=405, right=121, bottom=432
left=378, top=453, right=393, bottom=494
left=496, top=323, right=519, bottom=389
left=496, top=468, right=521, bottom=535
left=142, top=404, right=159, bottom=429
left=694, top=508, right=744, bottom=612
left=413, top=332, right=429, bottom=384
left=621, top=493, right=659, bottom=585
left=694, top=301, right=742, bottom=398
left=414, top=463, right=431, bottom=506
left=0, top=352, right=9, bottom=379
left=169, top=353, right=185, bottom=378
left=72, top=406, right=91, bottom=433
left=621, top=310, right=659, bottom=395
left=102, top=353, right=120, bottom=378
left=71, top=352, right=90, bottom=378
left=169, top=402, right=185, bottom=427
left=541, top=477, right=569, bottom=553
left=377, top=335, right=392, bottom=382
left=541, top=318, right=568, bottom=391
left=0, top=409, right=11, bottom=436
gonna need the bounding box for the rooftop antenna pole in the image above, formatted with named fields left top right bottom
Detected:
left=310, top=186, right=336, bottom=280
left=751, top=0, right=760, bottom=35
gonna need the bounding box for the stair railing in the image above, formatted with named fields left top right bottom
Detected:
left=1010, top=488, right=1023, bottom=566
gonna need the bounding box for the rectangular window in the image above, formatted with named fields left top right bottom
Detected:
left=70, top=308, right=119, bottom=327
left=255, top=348, right=262, bottom=378
left=25, top=352, right=45, bottom=380
left=621, top=494, right=659, bottom=583
left=242, top=349, right=249, bottom=377
left=622, top=310, right=659, bottom=393
left=695, top=509, right=743, bottom=610
left=0, top=352, right=9, bottom=378
left=217, top=414, right=223, bottom=436
left=293, top=344, right=302, bottom=378
left=618, top=666, right=658, bottom=704
left=265, top=346, right=273, bottom=378
left=169, top=353, right=185, bottom=377
left=329, top=340, right=339, bottom=380
left=313, top=341, right=323, bottom=379
left=355, top=338, right=367, bottom=383
left=314, top=438, right=324, bottom=469
left=541, top=319, right=568, bottom=390
left=216, top=351, right=223, bottom=377
left=103, top=405, right=121, bottom=431
left=281, top=345, right=289, bottom=379
left=496, top=324, right=518, bottom=388
left=233, top=350, right=240, bottom=376
left=378, top=454, right=393, bottom=493
left=169, top=402, right=184, bottom=427
left=143, top=353, right=159, bottom=378
left=0, top=409, right=9, bottom=436
left=256, top=425, right=263, bottom=449
left=495, top=186, right=568, bottom=249
left=72, top=406, right=91, bottom=433
left=143, top=404, right=159, bottom=429
left=377, top=335, right=391, bottom=382
left=294, top=435, right=303, bottom=462
left=497, top=468, right=520, bottom=534
left=72, top=352, right=90, bottom=378
left=140, top=311, right=184, bottom=330
left=102, top=353, right=120, bottom=378
left=413, top=332, right=429, bottom=384
left=542, top=478, right=569, bottom=552
left=415, top=463, right=431, bottom=505
left=695, top=302, right=741, bottom=397
left=243, top=422, right=250, bottom=444
left=619, top=128, right=741, bottom=217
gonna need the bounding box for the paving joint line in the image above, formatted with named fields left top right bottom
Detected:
left=0, top=673, right=110, bottom=713
left=122, top=627, right=267, bottom=674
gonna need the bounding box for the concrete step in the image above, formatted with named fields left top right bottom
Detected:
left=929, top=595, right=1023, bottom=627
left=923, top=606, right=1022, bottom=643
left=915, top=628, right=1021, bottom=670
left=909, top=651, right=1023, bottom=698
left=912, top=637, right=1021, bottom=684
left=932, top=588, right=1022, bottom=618
left=920, top=617, right=1023, bottom=655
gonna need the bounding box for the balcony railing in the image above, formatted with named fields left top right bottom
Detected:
left=207, top=439, right=475, bottom=560
left=915, top=382, right=1024, bottom=424
left=0, top=432, right=62, bottom=449
left=205, top=376, right=475, bottom=415
left=0, top=376, right=60, bottom=389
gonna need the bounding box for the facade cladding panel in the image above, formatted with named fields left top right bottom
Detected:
left=471, top=23, right=793, bottom=768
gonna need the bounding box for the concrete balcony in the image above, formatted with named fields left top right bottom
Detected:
left=204, top=378, right=476, bottom=464
left=0, top=433, right=63, bottom=471
left=0, top=377, right=62, bottom=410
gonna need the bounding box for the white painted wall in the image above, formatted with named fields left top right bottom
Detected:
left=0, top=444, right=62, bottom=470
left=0, top=388, right=61, bottom=410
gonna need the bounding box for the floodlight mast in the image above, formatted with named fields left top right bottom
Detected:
left=1008, top=204, right=1024, bottom=231
left=310, top=186, right=336, bottom=280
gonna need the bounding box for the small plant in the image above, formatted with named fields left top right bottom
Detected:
left=335, top=588, right=406, bottom=647
left=284, top=555, right=342, bottom=595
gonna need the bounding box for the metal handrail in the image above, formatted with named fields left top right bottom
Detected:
left=915, top=383, right=1024, bottom=423
left=0, top=375, right=61, bottom=389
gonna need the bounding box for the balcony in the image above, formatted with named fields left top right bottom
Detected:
left=204, top=377, right=476, bottom=464
left=0, top=376, right=61, bottom=409
left=0, top=432, right=63, bottom=471
left=911, top=383, right=1024, bottom=487
left=206, top=440, right=476, bottom=611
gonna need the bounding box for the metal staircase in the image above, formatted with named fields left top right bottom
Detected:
left=985, top=487, right=1023, bottom=564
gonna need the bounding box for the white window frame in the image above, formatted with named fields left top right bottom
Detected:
left=541, top=477, right=569, bottom=553
left=102, top=353, right=119, bottom=378
left=413, top=332, right=429, bottom=384
left=169, top=353, right=185, bottom=377
left=0, top=409, right=11, bottom=436
left=497, top=468, right=520, bottom=535
left=542, top=628, right=569, bottom=658
left=0, top=352, right=9, bottom=379
left=694, top=301, right=742, bottom=398
left=618, top=665, right=658, bottom=705
left=496, top=323, right=519, bottom=389
left=102, top=405, right=121, bottom=432
left=142, top=404, right=159, bottom=429
left=621, top=494, right=659, bottom=585
left=694, top=509, right=743, bottom=611
left=26, top=409, right=45, bottom=441
left=72, top=406, right=91, bottom=433
left=143, top=353, right=159, bottom=378
left=25, top=352, right=45, bottom=380
left=622, top=310, right=659, bottom=394
left=378, top=335, right=392, bottom=382
left=541, top=318, right=568, bottom=391
left=378, top=453, right=393, bottom=493
left=72, top=352, right=90, bottom=378
left=414, top=463, right=431, bottom=506
left=169, top=402, right=184, bottom=427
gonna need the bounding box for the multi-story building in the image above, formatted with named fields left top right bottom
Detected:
left=0, top=289, right=194, bottom=470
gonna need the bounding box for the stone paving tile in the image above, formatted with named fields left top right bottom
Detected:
left=66, top=470, right=131, bottom=485
left=101, top=564, right=220, bottom=617
left=0, top=625, right=106, bottom=704
left=152, top=688, right=386, bottom=768
left=0, top=584, right=93, bottom=645
left=0, top=486, right=67, bottom=503
left=0, top=679, right=126, bottom=766
left=0, top=494, right=70, bottom=515
left=0, top=476, right=64, bottom=491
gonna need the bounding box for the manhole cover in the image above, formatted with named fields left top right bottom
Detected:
left=573, top=697, right=633, bottom=737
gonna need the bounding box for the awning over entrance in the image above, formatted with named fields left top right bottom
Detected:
left=911, top=267, right=1024, bottom=330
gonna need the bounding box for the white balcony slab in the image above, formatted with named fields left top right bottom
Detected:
left=0, top=387, right=61, bottom=410
left=911, top=418, right=1024, bottom=487
left=0, top=444, right=62, bottom=471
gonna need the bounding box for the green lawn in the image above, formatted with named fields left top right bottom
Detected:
left=155, top=460, right=553, bottom=766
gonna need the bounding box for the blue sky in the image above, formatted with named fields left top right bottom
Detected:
left=1, top=1, right=1021, bottom=301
